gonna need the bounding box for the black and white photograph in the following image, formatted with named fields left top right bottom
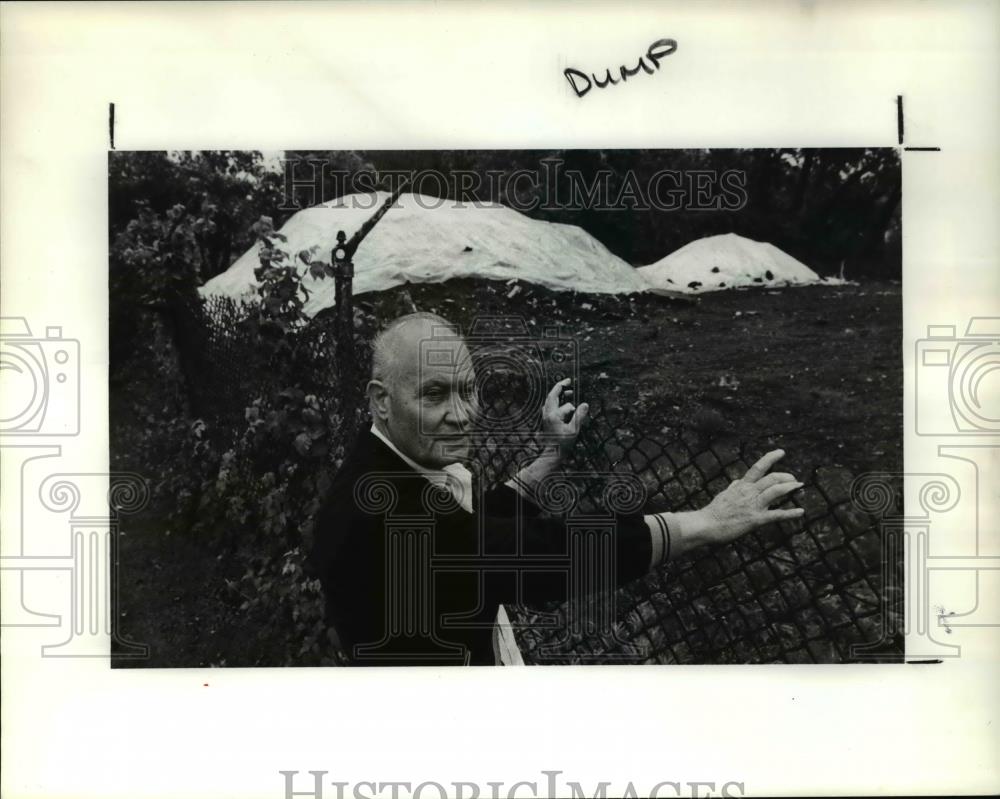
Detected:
left=109, top=148, right=903, bottom=666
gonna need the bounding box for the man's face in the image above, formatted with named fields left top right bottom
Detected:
left=381, top=335, right=478, bottom=469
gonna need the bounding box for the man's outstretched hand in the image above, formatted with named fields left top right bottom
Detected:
left=702, top=449, right=805, bottom=543
left=649, top=449, right=806, bottom=566
left=541, top=378, right=589, bottom=459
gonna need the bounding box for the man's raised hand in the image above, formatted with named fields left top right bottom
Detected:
left=541, top=378, right=589, bottom=459
left=701, top=449, right=805, bottom=543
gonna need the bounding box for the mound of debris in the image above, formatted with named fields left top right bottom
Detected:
left=639, top=233, right=848, bottom=294
left=202, top=192, right=648, bottom=316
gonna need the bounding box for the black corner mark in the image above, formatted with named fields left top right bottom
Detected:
left=896, top=95, right=940, bottom=152
left=109, top=102, right=115, bottom=150
left=896, top=95, right=904, bottom=145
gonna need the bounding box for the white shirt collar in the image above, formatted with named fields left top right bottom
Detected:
left=370, top=424, right=474, bottom=513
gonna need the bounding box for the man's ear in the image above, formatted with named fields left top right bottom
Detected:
left=367, top=379, right=391, bottom=421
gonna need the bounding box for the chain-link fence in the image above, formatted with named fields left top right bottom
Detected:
left=495, top=418, right=902, bottom=664
left=176, top=293, right=369, bottom=437
left=178, top=295, right=903, bottom=665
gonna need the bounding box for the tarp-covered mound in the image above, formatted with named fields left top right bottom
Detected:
left=202, top=192, right=648, bottom=315
left=639, top=233, right=845, bottom=294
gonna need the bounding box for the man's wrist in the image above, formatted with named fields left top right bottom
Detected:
left=506, top=444, right=563, bottom=505
left=537, top=442, right=563, bottom=461
left=665, top=509, right=715, bottom=553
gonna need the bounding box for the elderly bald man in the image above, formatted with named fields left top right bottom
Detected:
left=311, top=313, right=804, bottom=665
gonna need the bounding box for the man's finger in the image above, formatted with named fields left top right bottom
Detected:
left=547, top=378, right=572, bottom=397
left=759, top=481, right=803, bottom=507
left=755, top=472, right=797, bottom=491
left=572, top=402, right=590, bottom=431
left=743, top=449, right=786, bottom=482
left=544, top=378, right=573, bottom=410
left=762, top=507, right=806, bottom=522
left=558, top=402, right=575, bottom=419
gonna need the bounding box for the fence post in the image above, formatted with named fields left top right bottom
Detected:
left=331, top=184, right=409, bottom=407
left=332, top=230, right=355, bottom=389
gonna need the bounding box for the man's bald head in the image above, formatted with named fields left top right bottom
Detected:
left=371, top=312, right=461, bottom=389
left=367, top=312, right=477, bottom=467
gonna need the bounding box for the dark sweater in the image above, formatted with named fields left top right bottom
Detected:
left=310, top=431, right=652, bottom=665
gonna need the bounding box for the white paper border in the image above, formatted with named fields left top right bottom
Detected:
left=2, top=2, right=998, bottom=797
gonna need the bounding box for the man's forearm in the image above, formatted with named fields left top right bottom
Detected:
left=506, top=450, right=718, bottom=572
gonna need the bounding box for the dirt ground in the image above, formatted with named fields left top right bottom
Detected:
left=114, top=279, right=902, bottom=666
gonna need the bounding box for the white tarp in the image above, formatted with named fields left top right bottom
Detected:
left=201, top=192, right=648, bottom=315
left=639, top=232, right=846, bottom=294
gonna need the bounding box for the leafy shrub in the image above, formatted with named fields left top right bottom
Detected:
left=170, top=215, right=373, bottom=663
left=110, top=155, right=375, bottom=663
